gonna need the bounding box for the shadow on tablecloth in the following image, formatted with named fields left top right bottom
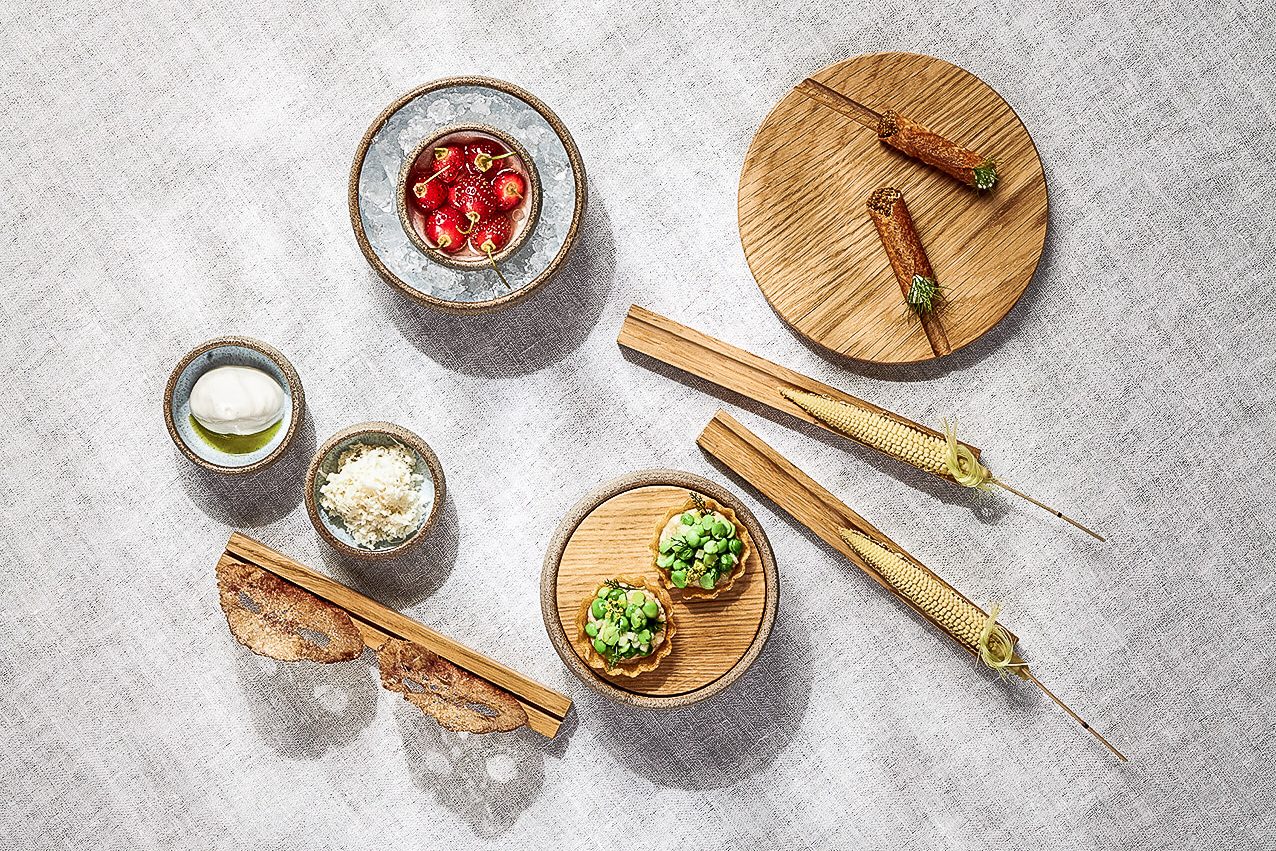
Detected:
left=381, top=196, right=616, bottom=379
left=578, top=608, right=815, bottom=790
left=179, top=409, right=317, bottom=527
left=234, top=645, right=378, bottom=761
left=394, top=698, right=564, bottom=839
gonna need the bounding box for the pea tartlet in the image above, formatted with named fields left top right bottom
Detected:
left=651, top=493, right=750, bottom=598
left=573, top=576, right=675, bottom=677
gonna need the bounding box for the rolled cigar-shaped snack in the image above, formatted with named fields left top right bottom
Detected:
left=877, top=111, right=997, bottom=190
left=866, top=187, right=951, bottom=356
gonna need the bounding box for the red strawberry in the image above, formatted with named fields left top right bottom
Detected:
left=465, top=140, right=514, bottom=175
left=410, top=173, right=447, bottom=212
left=469, top=215, right=512, bottom=255
left=424, top=207, right=466, bottom=253
left=449, top=176, right=497, bottom=227
left=430, top=145, right=465, bottom=183
left=490, top=169, right=526, bottom=211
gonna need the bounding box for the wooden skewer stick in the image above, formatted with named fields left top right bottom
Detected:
left=991, top=478, right=1105, bottom=542
left=1023, top=670, right=1127, bottom=762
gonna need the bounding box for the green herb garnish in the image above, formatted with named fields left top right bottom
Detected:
left=906, top=275, right=940, bottom=315
left=973, top=159, right=998, bottom=190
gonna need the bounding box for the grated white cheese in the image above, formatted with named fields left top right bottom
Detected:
left=318, top=442, right=426, bottom=548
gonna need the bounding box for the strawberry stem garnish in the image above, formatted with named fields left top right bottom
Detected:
left=474, top=151, right=514, bottom=172
left=485, top=248, right=511, bottom=289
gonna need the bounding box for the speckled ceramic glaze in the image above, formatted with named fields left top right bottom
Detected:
left=164, top=337, right=303, bottom=474
left=305, top=422, right=445, bottom=560
left=350, top=76, right=587, bottom=312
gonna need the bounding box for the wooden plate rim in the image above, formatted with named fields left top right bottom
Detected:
left=348, top=75, right=588, bottom=314
left=738, top=51, right=1049, bottom=365
left=540, top=468, right=779, bottom=708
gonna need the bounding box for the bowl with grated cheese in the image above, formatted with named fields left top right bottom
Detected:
left=305, top=422, right=446, bottom=559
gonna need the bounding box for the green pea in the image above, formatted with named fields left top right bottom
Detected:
left=729, top=538, right=743, bottom=555
left=684, top=532, right=701, bottom=548
left=596, top=586, right=610, bottom=598
left=631, top=614, right=646, bottom=630
left=639, top=643, right=650, bottom=655
left=616, top=616, right=630, bottom=631
left=699, top=573, right=716, bottom=589
left=681, top=512, right=696, bottom=525
left=678, top=547, right=693, bottom=560
left=642, top=600, right=659, bottom=618
left=602, top=628, right=619, bottom=645
left=610, top=589, right=627, bottom=601
left=726, top=523, right=737, bottom=538
left=720, top=553, right=735, bottom=568
left=703, top=539, right=719, bottom=554
left=713, top=522, right=729, bottom=539
left=656, top=554, right=673, bottom=569
left=673, top=558, right=689, bottom=572
left=593, top=638, right=607, bottom=653
left=628, top=590, right=646, bottom=605
left=585, top=622, right=599, bottom=638
left=659, top=538, right=674, bottom=554
left=670, top=570, right=688, bottom=588
left=704, top=553, right=719, bottom=568
left=590, top=599, right=606, bottom=618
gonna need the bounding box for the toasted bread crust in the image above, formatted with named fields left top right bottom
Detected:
left=378, top=639, right=527, bottom=733
left=865, top=187, right=951, bottom=356
left=216, top=560, right=364, bottom=663
left=878, top=111, right=988, bottom=187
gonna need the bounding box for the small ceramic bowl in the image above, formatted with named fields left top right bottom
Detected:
left=164, top=336, right=304, bottom=474
left=305, top=422, right=446, bottom=560
left=396, top=124, right=541, bottom=270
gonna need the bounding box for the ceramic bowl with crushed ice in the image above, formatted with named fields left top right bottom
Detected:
left=351, top=76, right=586, bottom=313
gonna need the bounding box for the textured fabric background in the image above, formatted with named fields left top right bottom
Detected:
left=2, top=1, right=1272, bottom=848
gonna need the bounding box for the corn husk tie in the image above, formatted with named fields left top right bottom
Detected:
left=942, top=418, right=993, bottom=489
left=975, top=602, right=1022, bottom=674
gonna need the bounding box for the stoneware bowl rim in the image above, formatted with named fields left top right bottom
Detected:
left=348, top=74, right=588, bottom=315
left=395, top=122, right=542, bottom=270
left=304, top=421, right=446, bottom=560
left=163, top=335, right=305, bottom=475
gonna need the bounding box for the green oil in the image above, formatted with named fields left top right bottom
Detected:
left=190, top=416, right=281, bottom=454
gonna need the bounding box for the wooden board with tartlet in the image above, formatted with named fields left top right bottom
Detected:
left=540, top=470, right=778, bottom=708
left=738, top=52, right=1048, bottom=364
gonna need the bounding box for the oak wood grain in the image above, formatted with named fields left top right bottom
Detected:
left=738, top=52, right=1047, bottom=364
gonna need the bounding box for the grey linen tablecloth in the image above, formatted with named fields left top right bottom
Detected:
left=2, top=1, right=1272, bottom=848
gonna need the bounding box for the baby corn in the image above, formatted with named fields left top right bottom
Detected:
left=779, top=387, right=1103, bottom=540
left=838, top=528, right=1020, bottom=674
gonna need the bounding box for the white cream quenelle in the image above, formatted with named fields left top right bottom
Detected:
left=189, top=366, right=285, bottom=435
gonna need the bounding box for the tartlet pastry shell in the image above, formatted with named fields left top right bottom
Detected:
left=650, top=496, right=751, bottom=600
left=573, top=575, right=676, bottom=678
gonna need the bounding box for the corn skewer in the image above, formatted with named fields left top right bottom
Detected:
left=838, top=528, right=1126, bottom=761
left=779, top=387, right=1104, bottom=541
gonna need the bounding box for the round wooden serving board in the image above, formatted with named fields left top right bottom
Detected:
left=541, top=470, right=778, bottom=708
left=738, top=52, right=1048, bottom=364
